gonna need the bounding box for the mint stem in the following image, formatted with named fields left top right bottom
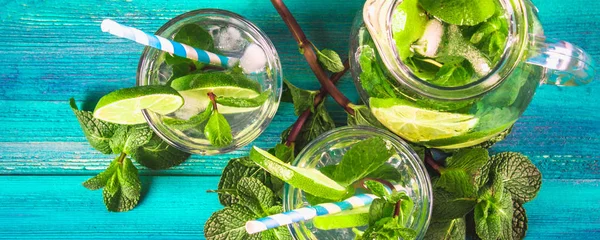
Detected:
left=393, top=199, right=402, bottom=218
left=285, top=60, right=349, bottom=146
left=117, top=152, right=127, bottom=164
left=424, top=149, right=441, bottom=173
left=270, top=0, right=355, bottom=115
left=207, top=92, right=218, bottom=111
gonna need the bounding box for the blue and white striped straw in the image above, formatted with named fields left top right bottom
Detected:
left=245, top=194, right=377, bottom=234
left=100, top=19, right=238, bottom=68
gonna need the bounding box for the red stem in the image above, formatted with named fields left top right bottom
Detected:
left=424, top=149, right=441, bottom=173
left=207, top=92, right=218, bottom=111
left=270, top=0, right=355, bottom=115
left=285, top=60, right=350, bottom=146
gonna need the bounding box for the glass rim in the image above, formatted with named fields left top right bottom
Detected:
left=374, top=0, right=530, bottom=100
left=136, top=9, right=283, bottom=155
left=283, top=125, right=433, bottom=239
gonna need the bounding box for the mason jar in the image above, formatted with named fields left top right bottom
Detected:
left=137, top=9, right=282, bottom=155
left=283, top=126, right=432, bottom=239
left=350, top=0, right=595, bottom=149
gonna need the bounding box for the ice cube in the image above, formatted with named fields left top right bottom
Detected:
left=240, top=43, right=267, bottom=74
left=214, top=27, right=246, bottom=53
left=171, top=92, right=205, bottom=120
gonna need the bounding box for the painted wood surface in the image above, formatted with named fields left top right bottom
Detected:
left=0, top=0, right=599, bottom=239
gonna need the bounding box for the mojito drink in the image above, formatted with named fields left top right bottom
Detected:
left=353, top=0, right=545, bottom=149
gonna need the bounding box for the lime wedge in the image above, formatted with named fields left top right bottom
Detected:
left=93, top=85, right=184, bottom=125
left=313, top=206, right=370, bottom=230
left=370, top=98, right=478, bottom=142
left=249, top=146, right=347, bottom=200
left=171, top=72, right=262, bottom=114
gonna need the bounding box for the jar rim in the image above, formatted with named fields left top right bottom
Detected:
left=136, top=9, right=283, bottom=154
left=367, top=0, right=530, bottom=100
left=283, top=126, right=433, bottom=239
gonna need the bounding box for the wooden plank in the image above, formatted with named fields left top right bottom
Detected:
left=0, top=176, right=597, bottom=239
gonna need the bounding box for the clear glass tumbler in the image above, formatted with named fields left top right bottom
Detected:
left=137, top=9, right=282, bottom=155
left=283, top=126, right=432, bottom=239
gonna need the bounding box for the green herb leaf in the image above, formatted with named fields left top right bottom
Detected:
left=273, top=143, right=295, bottom=163
left=358, top=45, right=398, bottom=98
left=109, top=125, right=153, bottom=154
left=204, top=204, right=259, bottom=240
left=283, top=80, right=319, bottom=115
left=102, top=157, right=141, bottom=212
left=217, top=157, right=271, bottom=206
left=365, top=180, right=390, bottom=198
left=512, top=200, right=528, bottom=240
left=362, top=217, right=417, bottom=240
left=129, top=134, right=191, bottom=170
left=347, top=104, right=385, bottom=129
left=475, top=175, right=514, bottom=240
left=317, top=48, right=345, bottom=73
left=165, top=24, right=214, bottom=66
left=425, top=218, right=466, bottom=240
left=432, top=187, right=477, bottom=221
left=368, top=198, right=394, bottom=225
left=216, top=90, right=272, bottom=108
left=163, top=102, right=213, bottom=131
left=236, top=177, right=275, bottom=216
left=280, top=101, right=335, bottom=152
left=419, top=0, right=496, bottom=26
left=70, top=98, right=120, bottom=154
left=331, top=137, right=394, bottom=186
left=82, top=155, right=120, bottom=190
left=392, top=0, right=429, bottom=60
left=469, top=13, right=509, bottom=63
left=204, top=111, right=233, bottom=147
left=491, top=152, right=542, bottom=203
left=430, top=58, right=474, bottom=87
left=436, top=169, right=477, bottom=198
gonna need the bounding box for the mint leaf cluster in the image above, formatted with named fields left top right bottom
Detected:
left=354, top=181, right=416, bottom=240
left=425, top=149, right=542, bottom=240
left=71, top=98, right=190, bottom=212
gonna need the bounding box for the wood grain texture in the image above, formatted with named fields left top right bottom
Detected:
left=0, top=176, right=597, bottom=239
left=0, top=0, right=599, bottom=178
left=0, top=0, right=599, bottom=239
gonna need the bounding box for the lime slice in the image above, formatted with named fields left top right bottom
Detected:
left=171, top=72, right=262, bottom=114
left=93, top=85, right=184, bottom=125
left=249, top=146, right=347, bottom=200
left=313, top=206, right=370, bottom=230
left=370, top=98, right=478, bottom=142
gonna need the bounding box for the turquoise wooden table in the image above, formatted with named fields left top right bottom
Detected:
left=0, top=0, right=599, bottom=239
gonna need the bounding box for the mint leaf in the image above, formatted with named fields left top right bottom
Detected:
left=512, top=200, right=528, bottom=240
left=347, top=104, right=385, bottom=129
left=70, top=98, right=120, bottom=154
left=217, top=157, right=271, bottom=206
left=430, top=58, right=474, bottom=87
left=446, top=148, right=489, bottom=173
left=436, top=169, right=477, bottom=198
left=362, top=217, right=417, bottom=240
left=283, top=80, right=318, bottom=115
left=368, top=198, right=394, bottom=225
left=102, top=158, right=141, bottom=212
left=331, top=137, right=393, bottom=186
left=163, top=102, right=213, bottom=131
left=365, top=180, right=390, bottom=198
left=436, top=148, right=488, bottom=196
left=492, top=152, right=542, bottom=203
left=419, top=0, right=496, bottom=26
left=392, top=0, right=428, bottom=60
left=424, top=218, right=466, bottom=240
left=165, top=24, right=214, bottom=66
left=130, top=134, right=191, bottom=170
left=358, top=45, right=398, bottom=98
left=236, top=177, right=275, bottom=216
left=83, top=155, right=119, bottom=190
left=469, top=13, right=509, bottom=63
left=432, top=187, right=477, bottom=221
left=216, top=90, right=272, bottom=108
left=317, top=48, right=345, bottom=73
left=109, top=125, right=153, bottom=154
left=475, top=175, right=514, bottom=240
left=280, top=101, right=335, bottom=152
left=273, top=143, right=295, bottom=163
left=204, top=111, right=233, bottom=147
left=204, top=204, right=258, bottom=240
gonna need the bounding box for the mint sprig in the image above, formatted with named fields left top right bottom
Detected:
left=71, top=98, right=190, bottom=212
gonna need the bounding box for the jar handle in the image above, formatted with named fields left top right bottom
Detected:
left=526, top=36, right=596, bottom=86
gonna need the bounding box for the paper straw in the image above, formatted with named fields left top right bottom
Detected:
left=100, top=19, right=238, bottom=68
left=245, top=194, right=377, bottom=234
